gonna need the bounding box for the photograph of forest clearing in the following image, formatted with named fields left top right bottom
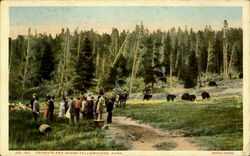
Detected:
left=9, top=6, right=243, bottom=151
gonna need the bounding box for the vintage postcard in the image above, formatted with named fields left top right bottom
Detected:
left=1, top=0, right=250, bottom=156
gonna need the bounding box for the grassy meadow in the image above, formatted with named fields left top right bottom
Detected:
left=114, top=97, right=243, bottom=150
left=9, top=110, right=129, bottom=150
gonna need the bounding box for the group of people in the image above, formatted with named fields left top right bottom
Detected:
left=30, top=93, right=55, bottom=121
left=29, top=90, right=115, bottom=125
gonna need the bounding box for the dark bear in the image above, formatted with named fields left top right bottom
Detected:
left=143, top=94, right=152, bottom=101
left=118, top=93, right=129, bottom=107
left=239, top=73, right=243, bottom=79
left=181, top=93, right=190, bottom=100
left=208, top=81, right=217, bottom=87
left=189, top=95, right=196, bottom=101
left=167, top=94, right=176, bottom=101
left=201, top=92, right=210, bottom=99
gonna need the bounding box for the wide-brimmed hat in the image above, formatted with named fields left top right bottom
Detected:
left=33, top=93, right=37, bottom=96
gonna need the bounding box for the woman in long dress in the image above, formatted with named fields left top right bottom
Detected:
left=58, top=98, right=65, bottom=119
left=43, top=96, right=50, bottom=120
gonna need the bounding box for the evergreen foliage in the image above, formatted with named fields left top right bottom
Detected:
left=73, top=37, right=96, bottom=93
left=9, top=24, right=243, bottom=99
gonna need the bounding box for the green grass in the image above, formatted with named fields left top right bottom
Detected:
left=114, top=97, right=243, bottom=150
left=9, top=110, right=129, bottom=150
left=154, top=142, right=177, bottom=150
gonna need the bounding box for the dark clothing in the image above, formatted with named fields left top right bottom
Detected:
left=107, top=111, right=112, bottom=123
left=106, top=101, right=114, bottom=112
left=30, top=98, right=35, bottom=109
left=64, top=100, right=68, bottom=114
left=48, top=100, right=54, bottom=121
left=87, top=100, right=94, bottom=120
left=94, top=96, right=100, bottom=120
left=33, top=112, right=38, bottom=121
left=75, top=108, right=80, bottom=122
left=106, top=100, right=114, bottom=123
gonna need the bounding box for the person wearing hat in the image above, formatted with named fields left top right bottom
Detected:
left=81, top=96, right=88, bottom=120
left=96, top=89, right=105, bottom=120
left=75, top=97, right=82, bottom=122
left=32, top=96, right=40, bottom=121
left=87, top=96, right=94, bottom=120
left=67, top=97, right=76, bottom=125
left=30, top=93, right=36, bottom=110
left=48, top=95, right=55, bottom=121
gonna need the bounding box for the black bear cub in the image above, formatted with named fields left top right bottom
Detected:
left=167, top=94, right=176, bottom=101
left=202, top=92, right=210, bottom=99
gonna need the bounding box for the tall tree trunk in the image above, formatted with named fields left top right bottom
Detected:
left=112, top=34, right=130, bottom=67
left=21, top=28, right=31, bottom=99
left=228, top=42, right=237, bottom=76
left=223, top=41, right=228, bottom=80
left=206, top=40, right=211, bottom=73
left=77, top=32, right=81, bottom=59
left=195, top=35, right=202, bottom=86
left=160, top=33, right=167, bottom=89
left=129, top=31, right=142, bottom=97
left=169, top=45, right=173, bottom=91
left=223, top=21, right=228, bottom=80
left=58, top=29, right=70, bottom=97
left=152, top=39, right=156, bottom=67
left=95, top=43, right=100, bottom=76
left=102, top=57, right=106, bottom=74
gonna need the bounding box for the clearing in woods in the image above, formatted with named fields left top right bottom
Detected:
left=106, top=116, right=200, bottom=150
left=105, top=79, right=242, bottom=150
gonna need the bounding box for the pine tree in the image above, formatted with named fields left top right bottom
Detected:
left=179, top=51, right=198, bottom=88
left=39, top=37, right=54, bottom=81
left=73, top=37, right=96, bottom=93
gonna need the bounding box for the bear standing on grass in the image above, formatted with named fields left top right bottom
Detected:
left=167, top=94, right=176, bottom=101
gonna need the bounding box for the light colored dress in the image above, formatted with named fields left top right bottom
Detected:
left=97, top=96, right=105, bottom=120
left=58, top=101, right=65, bottom=118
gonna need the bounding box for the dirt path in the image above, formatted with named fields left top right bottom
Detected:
left=105, top=116, right=202, bottom=150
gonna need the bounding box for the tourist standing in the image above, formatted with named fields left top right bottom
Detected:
left=106, top=97, right=115, bottom=123
left=96, top=90, right=105, bottom=120
left=81, top=96, right=88, bottom=120
left=43, top=95, right=50, bottom=120
left=68, top=97, right=76, bottom=125
left=58, top=98, right=66, bottom=119
left=30, top=93, right=36, bottom=110
left=87, top=96, right=94, bottom=120
left=32, top=97, right=39, bottom=121
left=93, top=96, right=100, bottom=120
left=75, top=97, right=82, bottom=122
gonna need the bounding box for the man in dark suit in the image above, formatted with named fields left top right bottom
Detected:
left=30, top=93, right=36, bottom=110
left=106, top=96, right=115, bottom=124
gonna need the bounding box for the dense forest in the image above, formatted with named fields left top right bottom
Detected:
left=9, top=22, right=243, bottom=100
